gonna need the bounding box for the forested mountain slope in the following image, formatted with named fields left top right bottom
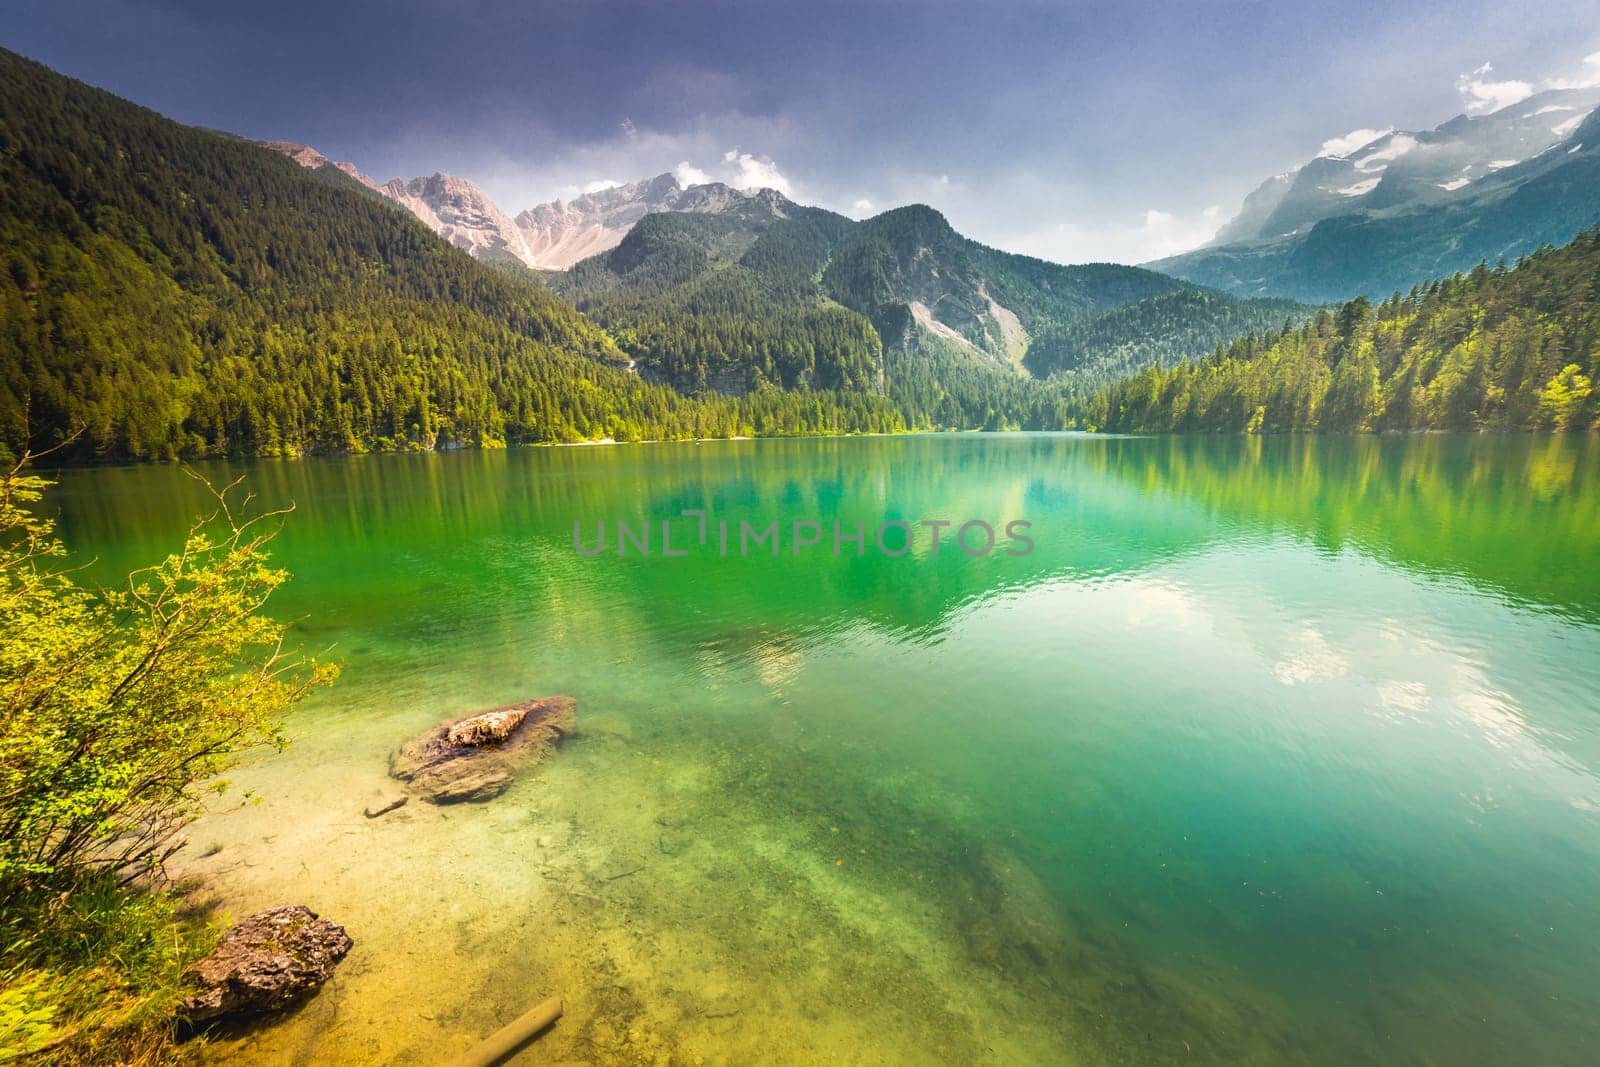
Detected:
left=1021, top=289, right=1305, bottom=380
left=551, top=200, right=1306, bottom=429
left=1096, top=227, right=1600, bottom=433
left=0, top=50, right=903, bottom=460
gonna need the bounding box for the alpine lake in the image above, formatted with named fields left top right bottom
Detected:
left=47, top=433, right=1600, bottom=1065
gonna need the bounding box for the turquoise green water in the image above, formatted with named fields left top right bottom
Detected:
left=47, top=434, right=1600, bottom=1065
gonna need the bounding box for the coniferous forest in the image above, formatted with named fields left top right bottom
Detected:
left=0, top=50, right=903, bottom=462
left=552, top=202, right=1312, bottom=432
left=1092, top=230, right=1600, bottom=433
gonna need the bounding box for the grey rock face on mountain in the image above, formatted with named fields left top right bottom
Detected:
left=1211, top=170, right=1296, bottom=246
left=514, top=174, right=786, bottom=268
left=1151, top=88, right=1600, bottom=301
left=264, top=143, right=536, bottom=265
left=378, top=172, right=537, bottom=267
left=261, top=144, right=785, bottom=270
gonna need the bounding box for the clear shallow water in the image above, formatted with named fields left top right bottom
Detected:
left=46, top=434, right=1600, bottom=1065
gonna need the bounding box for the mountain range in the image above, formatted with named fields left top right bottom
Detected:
left=207, top=73, right=1313, bottom=423
left=264, top=140, right=1304, bottom=395
left=2, top=43, right=1591, bottom=463
left=276, top=81, right=1600, bottom=317
left=0, top=48, right=906, bottom=460
left=264, top=142, right=794, bottom=272
left=1152, top=87, right=1600, bottom=301
left=544, top=194, right=1304, bottom=420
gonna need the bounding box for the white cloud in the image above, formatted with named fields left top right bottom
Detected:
left=1457, top=62, right=1535, bottom=115
left=468, top=108, right=801, bottom=215
left=1319, top=127, right=1391, bottom=158
left=1548, top=50, right=1600, bottom=90
left=851, top=198, right=875, bottom=216
left=1352, top=133, right=1417, bottom=172
left=1026, top=205, right=1223, bottom=264
left=673, top=161, right=711, bottom=186
left=721, top=148, right=794, bottom=195
left=581, top=179, right=622, bottom=194
left=1135, top=204, right=1225, bottom=259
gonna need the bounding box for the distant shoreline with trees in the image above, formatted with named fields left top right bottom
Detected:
left=1090, top=229, right=1600, bottom=437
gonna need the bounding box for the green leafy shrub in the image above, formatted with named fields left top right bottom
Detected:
left=0, top=458, right=335, bottom=1062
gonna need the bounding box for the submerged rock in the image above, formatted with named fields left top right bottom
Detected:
left=958, top=844, right=1075, bottom=973
left=390, top=696, right=576, bottom=803
left=181, top=905, right=352, bottom=1022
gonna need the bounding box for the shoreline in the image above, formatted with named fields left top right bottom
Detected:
left=27, top=426, right=1591, bottom=472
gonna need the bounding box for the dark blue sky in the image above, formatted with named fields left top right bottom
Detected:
left=8, top=0, right=1600, bottom=262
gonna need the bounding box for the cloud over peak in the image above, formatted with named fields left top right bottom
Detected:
left=1457, top=62, right=1536, bottom=114
left=722, top=149, right=793, bottom=196
left=1318, top=127, right=1392, bottom=158
left=1548, top=50, right=1600, bottom=90
left=664, top=152, right=794, bottom=195
left=1011, top=202, right=1222, bottom=266
left=1454, top=49, right=1600, bottom=116
left=673, top=161, right=712, bottom=186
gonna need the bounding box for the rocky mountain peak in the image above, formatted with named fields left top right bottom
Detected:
left=1208, top=86, right=1600, bottom=247
left=376, top=172, right=535, bottom=267
left=260, top=140, right=379, bottom=191
left=513, top=175, right=791, bottom=268
left=263, top=138, right=801, bottom=270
